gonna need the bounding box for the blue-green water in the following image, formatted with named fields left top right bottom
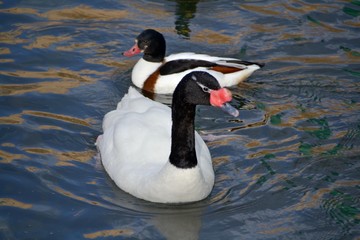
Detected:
left=1, top=1, right=359, bottom=239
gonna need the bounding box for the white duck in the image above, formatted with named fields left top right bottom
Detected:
left=123, top=29, right=264, bottom=94
left=96, top=71, right=239, bottom=203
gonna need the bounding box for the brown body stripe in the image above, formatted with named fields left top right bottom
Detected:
left=143, top=68, right=161, bottom=93
left=211, top=66, right=243, bottom=74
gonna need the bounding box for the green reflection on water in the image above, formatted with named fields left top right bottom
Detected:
left=307, top=118, right=332, bottom=140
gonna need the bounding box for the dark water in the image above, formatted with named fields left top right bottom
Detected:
left=1, top=1, right=360, bottom=239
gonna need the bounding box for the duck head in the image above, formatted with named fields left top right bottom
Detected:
left=174, top=71, right=239, bottom=117
left=123, top=29, right=166, bottom=62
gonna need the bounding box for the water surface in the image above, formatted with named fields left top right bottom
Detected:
left=1, top=1, right=359, bottom=239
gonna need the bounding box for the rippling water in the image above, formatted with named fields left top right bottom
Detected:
left=1, top=1, right=359, bottom=239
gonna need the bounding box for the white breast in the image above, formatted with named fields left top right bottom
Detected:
left=131, top=58, right=162, bottom=89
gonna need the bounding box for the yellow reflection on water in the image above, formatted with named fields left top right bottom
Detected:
left=1, top=143, right=15, bottom=148
left=0, top=149, right=28, bottom=163
left=44, top=5, right=128, bottom=21
left=290, top=188, right=331, bottom=212
left=271, top=55, right=358, bottom=64
left=240, top=3, right=281, bottom=17
left=0, top=146, right=95, bottom=165
left=0, top=28, right=27, bottom=45
left=0, top=110, right=94, bottom=127
left=24, top=35, right=72, bottom=49
left=311, top=143, right=339, bottom=155
left=284, top=0, right=338, bottom=13
left=210, top=187, right=230, bottom=204
left=286, top=179, right=360, bottom=213
left=307, top=16, right=345, bottom=33
left=206, top=136, right=239, bottom=148
left=25, top=110, right=93, bottom=127
left=53, top=186, right=101, bottom=206
left=216, top=173, right=232, bottom=183
left=192, top=29, right=234, bottom=45
left=0, top=112, right=24, bottom=124
left=344, top=19, right=360, bottom=28
left=56, top=42, right=98, bottom=52
left=38, top=125, right=64, bottom=131
left=26, top=166, right=40, bottom=173
left=86, top=58, right=133, bottom=70
left=0, top=47, right=10, bottom=54
left=247, top=142, right=301, bottom=160
left=245, top=140, right=262, bottom=148
left=0, top=59, right=13, bottom=63
left=0, top=198, right=32, bottom=209
left=23, top=148, right=95, bottom=166
left=257, top=215, right=296, bottom=236
left=83, top=229, right=134, bottom=239
left=0, top=68, right=109, bottom=95
left=238, top=175, right=261, bottom=196
left=129, top=2, right=171, bottom=19
left=0, top=5, right=128, bottom=21
left=241, top=1, right=339, bottom=17
left=0, top=7, right=38, bottom=15
left=250, top=23, right=285, bottom=34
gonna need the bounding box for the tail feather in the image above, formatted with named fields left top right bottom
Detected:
left=216, top=60, right=265, bottom=69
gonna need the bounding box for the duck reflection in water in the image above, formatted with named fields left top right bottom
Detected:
left=171, top=0, right=200, bottom=39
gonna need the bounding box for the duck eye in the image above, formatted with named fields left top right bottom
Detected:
left=192, top=76, right=212, bottom=93
left=202, top=86, right=210, bottom=92
left=196, top=82, right=211, bottom=93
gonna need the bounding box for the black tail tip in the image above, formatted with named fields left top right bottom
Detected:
left=257, top=62, right=265, bottom=68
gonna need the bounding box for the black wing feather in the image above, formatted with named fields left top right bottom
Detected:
left=226, top=60, right=265, bottom=68
left=159, top=59, right=216, bottom=75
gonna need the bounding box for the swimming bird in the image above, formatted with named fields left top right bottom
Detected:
left=96, top=71, right=239, bottom=203
left=123, top=29, right=264, bottom=94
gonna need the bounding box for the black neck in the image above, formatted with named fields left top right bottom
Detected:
left=143, top=52, right=164, bottom=62
left=169, top=100, right=197, bottom=169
